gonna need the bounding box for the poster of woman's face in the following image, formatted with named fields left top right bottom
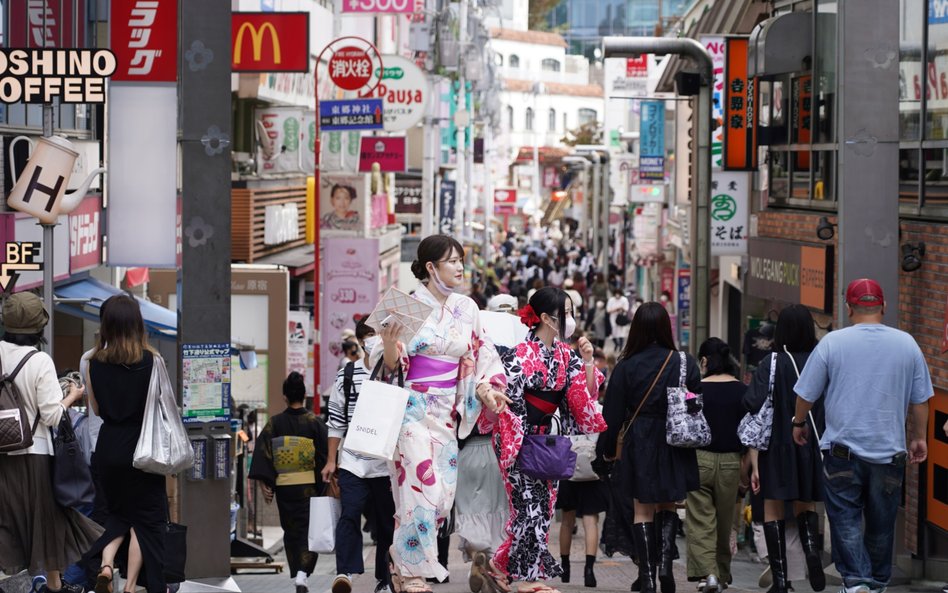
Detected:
left=320, top=174, right=365, bottom=233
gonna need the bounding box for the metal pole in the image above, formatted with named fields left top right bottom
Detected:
left=532, top=89, right=540, bottom=222
left=603, top=36, right=712, bottom=354
left=590, top=154, right=601, bottom=265
left=454, top=0, right=467, bottom=237
left=465, top=91, right=474, bottom=243
left=483, top=120, right=493, bottom=260
left=41, top=2, right=54, bottom=355
left=421, top=83, right=436, bottom=236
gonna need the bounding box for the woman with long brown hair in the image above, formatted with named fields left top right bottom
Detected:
left=597, top=303, right=702, bottom=593
left=82, top=295, right=168, bottom=593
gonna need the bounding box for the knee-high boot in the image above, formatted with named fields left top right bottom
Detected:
left=656, top=511, right=678, bottom=593
left=632, top=522, right=658, bottom=593
left=763, top=521, right=789, bottom=593
left=796, top=511, right=825, bottom=591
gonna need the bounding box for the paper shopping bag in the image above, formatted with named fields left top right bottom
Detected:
left=342, top=377, right=408, bottom=460
left=308, top=496, right=341, bottom=553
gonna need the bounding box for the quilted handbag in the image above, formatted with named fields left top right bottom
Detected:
left=518, top=414, right=576, bottom=481
left=737, top=354, right=778, bottom=450
left=665, top=351, right=712, bottom=448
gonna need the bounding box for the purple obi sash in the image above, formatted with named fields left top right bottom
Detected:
left=406, top=354, right=460, bottom=390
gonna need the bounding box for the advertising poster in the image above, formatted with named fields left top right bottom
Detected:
left=182, top=343, right=232, bottom=423
left=319, top=173, right=366, bottom=234
left=255, top=106, right=305, bottom=175
left=700, top=36, right=726, bottom=170
left=711, top=171, right=750, bottom=255
left=321, top=238, right=380, bottom=390
left=287, top=310, right=310, bottom=389
left=321, top=130, right=362, bottom=172
left=677, top=269, right=691, bottom=349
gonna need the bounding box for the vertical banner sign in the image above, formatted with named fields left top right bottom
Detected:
left=678, top=269, right=691, bottom=349
left=438, top=179, right=457, bottom=234
left=724, top=37, right=754, bottom=171
left=710, top=171, right=750, bottom=255
left=10, top=0, right=86, bottom=48
left=321, top=238, right=380, bottom=390
left=394, top=178, right=423, bottom=214
left=287, top=310, right=310, bottom=390
left=701, top=36, right=726, bottom=170
left=793, top=75, right=812, bottom=169
left=108, top=0, right=178, bottom=266
left=182, top=343, right=232, bottom=423
left=639, top=101, right=666, bottom=182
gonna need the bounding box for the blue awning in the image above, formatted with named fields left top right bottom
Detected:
left=55, top=278, right=177, bottom=339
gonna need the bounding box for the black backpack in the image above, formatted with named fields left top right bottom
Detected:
left=0, top=349, right=39, bottom=452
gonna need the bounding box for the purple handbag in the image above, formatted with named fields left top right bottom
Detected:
left=517, top=414, right=577, bottom=481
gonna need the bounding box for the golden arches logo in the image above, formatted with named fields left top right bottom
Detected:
left=234, top=22, right=281, bottom=65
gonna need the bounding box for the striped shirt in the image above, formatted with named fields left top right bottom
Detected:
left=327, top=359, right=390, bottom=478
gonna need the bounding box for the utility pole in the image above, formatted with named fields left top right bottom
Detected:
left=603, top=37, right=712, bottom=354
left=421, top=0, right=437, bottom=236
left=454, top=0, right=468, bottom=237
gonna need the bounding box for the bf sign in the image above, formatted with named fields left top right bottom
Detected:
left=7, top=136, right=105, bottom=224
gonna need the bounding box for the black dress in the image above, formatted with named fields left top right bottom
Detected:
left=598, top=345, right=702, bottom=503
left=743, top=351, right=824, bottom=502
left=83, top=351, right=167, bottom=593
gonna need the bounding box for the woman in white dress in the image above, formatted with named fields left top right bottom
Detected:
left=606, top=289, right=630, bottom=352
left=374, top=235, right=509, bottom=593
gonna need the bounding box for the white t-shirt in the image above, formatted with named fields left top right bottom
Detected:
left=0, top=341, right=65, bottom=456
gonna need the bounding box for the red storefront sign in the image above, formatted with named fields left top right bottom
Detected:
left=69, top=195, right=102, bottom=273
left=358, top=136, right=406, bottom=172
left=626, top=55, right=648, bottom=77
left=111, top=0, right=178, bottom=82
left=723, top=37, right=757, bottom=170
left=10, top=0, right=86, bottom=48
left=232, top=12, right=310, bottom=73
left=660, top=267, right=675, bottom=296
left=341, top=0, right=424, bottom=13
left=494, top=188, right=517, bottom=205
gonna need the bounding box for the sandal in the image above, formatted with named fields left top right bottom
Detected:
left=515, top=584, right=559, bottom=593
left=487, top=559, right=512, bottom=593
left=95, top=566, right=113, bottom=593
left=388, top=548, right=404, bottom=593
left=402, top=577, right=432, bottom=593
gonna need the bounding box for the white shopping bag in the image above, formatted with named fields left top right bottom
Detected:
left=342, top=376, right=409, bottom=461
left=308, top=497, right=341, bottom=553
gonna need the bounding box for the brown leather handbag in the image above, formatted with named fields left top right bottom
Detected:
left=614, top=351, right=674, bottom=461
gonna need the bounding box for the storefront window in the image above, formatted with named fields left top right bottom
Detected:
left=928, top=10, right=948, bottom=140
left=900, top=0, right=923, bottom=141
left=816, top=0, right=837, bottom=143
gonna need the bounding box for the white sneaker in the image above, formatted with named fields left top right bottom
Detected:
left=331, top=574, right=353, bottom=593
left=703, top=574, right=720, bottom=593
left=840, top=585, right=871, bottom=593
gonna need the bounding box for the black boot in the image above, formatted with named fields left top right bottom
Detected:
left=585, top=555, right=597, bottom=588
left=763, top=521, right=789, bottom=593
left=632, top=522, right=658, bottom=593
left=796, top=511, right=825, bottom=592
left=656, top=511, right=678, bottom=593
left=561, top=555, right=571, bottom=583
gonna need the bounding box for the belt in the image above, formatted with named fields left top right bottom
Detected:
left=824, top=443, right=906, bottom=467
left=525, top=393, right=558, bottom=415
left=275, top=470, right=316, bottom=486
left=406, top=355, right=459, bottom=390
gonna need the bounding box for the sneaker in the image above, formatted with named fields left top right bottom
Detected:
left=331, top=574, right=352, bottom=593
left=942, top=585, right=948, bottom=593
left=839, top=586, right=871, bottom=593
left=39, top=584, right=85, bottom=593
left=374, top=580, right=392, bottom=593
left=703, top=575, right=720, bottom=593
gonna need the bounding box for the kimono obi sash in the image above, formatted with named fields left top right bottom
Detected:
left=406, top=354, right=459, bottom=390
left=271, top=436, right=317, bottom=486
left=524, top=387, right=565, bottom=428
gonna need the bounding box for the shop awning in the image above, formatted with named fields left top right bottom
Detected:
left=253, top=244, right=315, bottom=277
left=55, top=278, right=177, bottom=339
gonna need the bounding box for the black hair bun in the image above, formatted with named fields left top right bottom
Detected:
left=411, top=260, right=427, bottom=280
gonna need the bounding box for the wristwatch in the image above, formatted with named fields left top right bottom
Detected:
left=791, top=416, right=807, bottom=428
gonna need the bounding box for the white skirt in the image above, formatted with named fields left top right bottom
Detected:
left=454, top=436, right=509, bottom=561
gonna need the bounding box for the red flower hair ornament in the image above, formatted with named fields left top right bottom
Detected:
left=518, top=304, right=541, bottom=327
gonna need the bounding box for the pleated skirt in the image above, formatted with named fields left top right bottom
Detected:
left=0, top=453, right=102, bottom=575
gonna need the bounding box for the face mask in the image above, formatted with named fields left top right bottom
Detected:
left=427, top=264, right=460, bottom=296
left=362, top=336, right=381, bottom=355
left=564, top=315, right=577, bottom=339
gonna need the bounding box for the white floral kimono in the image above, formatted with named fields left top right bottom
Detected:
left=371, top=284, right=506, bottom=581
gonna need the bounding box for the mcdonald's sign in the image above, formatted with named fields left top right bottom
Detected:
left=232, top=12, right=309, bottom=73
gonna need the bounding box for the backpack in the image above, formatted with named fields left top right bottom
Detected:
left=342, top=361, right=355, bottom=436
left=0, top=349, right=40, bottom=452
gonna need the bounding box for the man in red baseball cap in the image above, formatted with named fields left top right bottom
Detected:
left=789, top=278, right=932, bottom=593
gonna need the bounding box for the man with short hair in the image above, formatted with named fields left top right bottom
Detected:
left=792, top=278, right=933, bottom=593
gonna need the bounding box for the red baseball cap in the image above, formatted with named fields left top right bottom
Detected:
left=845, top=278, right=884, bottom=306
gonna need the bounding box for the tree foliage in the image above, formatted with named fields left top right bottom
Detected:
left=561, top=121, right=603, bottom=146
left=528, top=0, right=561, bottom=31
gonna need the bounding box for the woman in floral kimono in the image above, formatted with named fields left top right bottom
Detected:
left=373, top=235, right=509, bottom=593
left=486, top=287, right=607, bottom=593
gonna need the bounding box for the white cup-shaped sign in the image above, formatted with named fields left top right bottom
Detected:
left=7, top=136, right=79, bottom=224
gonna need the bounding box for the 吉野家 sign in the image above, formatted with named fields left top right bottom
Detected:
left=320, top=98, right=384, bottom=131
left=182, top=343, right=232, bottom=423
left=232, top=12, right=310, bottom=73
left=724, top=37, right=757, bottom=170
left=358, top=136, right=406, bottom=172
left=111, top=0, right=178, bottom=83
left=0, top=49, right=116, bottom=103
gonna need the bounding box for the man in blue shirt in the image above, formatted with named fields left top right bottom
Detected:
left=792, top=278, right=932, bottom=593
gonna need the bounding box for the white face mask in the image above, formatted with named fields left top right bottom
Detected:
left=362, top=336, right=381, bottom=355
left=546, top=314, right=576, bottom=339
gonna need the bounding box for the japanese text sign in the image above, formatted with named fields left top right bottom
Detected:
left=111, top=0, right=178, bottom=83
left=724, top=37, right=757, bottom=170
left=319, top=98, right=384, bottom=131
left=701, top=36, right=726, bottom=170
left=358, top=136, right=406, bottom=172
left=232, top=12, right=309, bottom=73
left=342, top=0, right=423, bottom=13
left=10, top=0, right=86, bottom=49
left=438, top=179, right=456, bottom=235
left=710, top=171, right=749, bottom=255
left=394, top=178, right=422, bottom=214
left=182, top=343, right=232, bottom=423
left=639, top=100, right=665, bottom=182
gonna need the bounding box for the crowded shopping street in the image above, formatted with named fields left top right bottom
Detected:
left=2, top=2, right=948, bottom=593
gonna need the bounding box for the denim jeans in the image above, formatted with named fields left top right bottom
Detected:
left=336, top=469, right=395, bottom=581
left=822, top=452, right=904, bottom=590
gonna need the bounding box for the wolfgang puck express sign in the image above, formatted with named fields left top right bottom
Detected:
left=0, top=49, right=116, bottom=103
left=747, top=238, right=834, bottom=313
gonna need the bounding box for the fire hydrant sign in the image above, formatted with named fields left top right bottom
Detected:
left=329, top=46, right=374, bottom=90
left=360, top=55, right=428, bottom=131
left=358, top=136, right=406, bottom=172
